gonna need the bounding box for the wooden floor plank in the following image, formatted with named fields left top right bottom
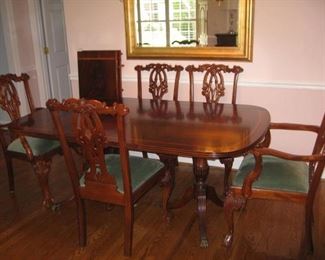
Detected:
left=0, top=153, right=324, bottom=259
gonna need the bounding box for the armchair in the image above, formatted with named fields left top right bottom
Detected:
left=224, top=114, right=325, bottom=256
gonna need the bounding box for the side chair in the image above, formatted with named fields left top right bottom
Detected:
left=0, top=73, right=61, bottom=208
left=134, top=63, right=184, bottom=163
left=46, top=98, right=172, bottom=256
left=224, top=114, right=325, bottom=257
left=185, top=64, right=244, bottom=195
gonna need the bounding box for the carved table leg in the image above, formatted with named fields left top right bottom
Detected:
left=220, top=157, right=234, bottom=196
left=158, top=154, right=177, bottom=222
left=33, top=158, right=54, bottom=208
left=193, top=157, right=209, bottom=247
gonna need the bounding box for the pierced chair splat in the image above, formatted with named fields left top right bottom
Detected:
left=46, top=98, right=172, bottom=257
left=0, top=73, right=61, bottom=208
left=135, top=63, right=184, bottom=101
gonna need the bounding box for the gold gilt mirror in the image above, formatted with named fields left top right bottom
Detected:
left=124, top=0, right=254, bottom=60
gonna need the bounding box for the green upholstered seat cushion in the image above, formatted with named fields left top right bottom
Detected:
left=80, top=154, right=164, bottom=193
left=7, top=136, right=61, bottom=156
left=232, top=154, right=309, bottom=193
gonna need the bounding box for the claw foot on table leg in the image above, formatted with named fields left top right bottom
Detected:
left=224, top=233, right=233, bottom=248
left=200, top=238, right=209, bottom=248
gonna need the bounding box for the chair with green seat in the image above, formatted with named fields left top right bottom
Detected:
left=223, top=114, right=325, bottom=257
left=0, top=73, right=61, bottom=207
left=46, top=98, right=172, bottom=257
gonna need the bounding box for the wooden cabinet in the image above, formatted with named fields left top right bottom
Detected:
left=78, top=50, right=122, bottom=103
left=215, top=33, right=237, bottom=47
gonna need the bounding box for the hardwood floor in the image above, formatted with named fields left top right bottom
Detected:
left=0, top=153, right=324, bottom=259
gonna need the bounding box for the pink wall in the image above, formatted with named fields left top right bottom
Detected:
left=63, top=0, right=325, bottom=156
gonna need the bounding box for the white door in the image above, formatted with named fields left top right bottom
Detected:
left=40, top=0, right=71, bottom=100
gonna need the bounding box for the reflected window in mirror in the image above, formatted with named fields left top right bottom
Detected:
left=136, top=0, right=197, bottom=47
left=135, top=0, right=239, bottom=48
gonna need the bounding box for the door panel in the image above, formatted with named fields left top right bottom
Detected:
left=41, top=0, right=71, bottom=101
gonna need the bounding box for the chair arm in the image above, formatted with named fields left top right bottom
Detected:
left=270, top=122, right=319, bottom=133
left=241, top=147, right=325, bottom=198
left=252, top=147, right=324, bottom=162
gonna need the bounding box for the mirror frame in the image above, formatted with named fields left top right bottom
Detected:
left=124, top=0, right=254, bottom=61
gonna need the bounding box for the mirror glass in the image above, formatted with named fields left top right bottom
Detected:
left=124, top=0, right=253, bottom=60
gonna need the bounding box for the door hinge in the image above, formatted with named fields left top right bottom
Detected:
left=43, top=47, right=49, bottom=55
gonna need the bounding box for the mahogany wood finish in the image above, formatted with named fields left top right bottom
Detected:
left=185, top=64, right=244, bottom=197
left=224, top=114, right=325, bottom=257
left=46, top=98, right=170, bottom=256
left=9, top=98, right=270, bottom=247
left=0, top=73, right=61, bottom=207
left=78, top=50, right=122, bottom=103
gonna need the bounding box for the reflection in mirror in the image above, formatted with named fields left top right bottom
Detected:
left=124, top=0, right=253, bottom=60
left=134, top=0, right=239, bottom=47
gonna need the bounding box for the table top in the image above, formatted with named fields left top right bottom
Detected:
left=10, top=98, right=270, bottom=159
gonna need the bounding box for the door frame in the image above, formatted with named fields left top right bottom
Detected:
left=28, top=0, right=52, bottom=104
left=1, top=0, right=70, bottom=107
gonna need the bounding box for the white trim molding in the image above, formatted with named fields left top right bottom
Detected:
left=69, top=74, right=325, bottom=91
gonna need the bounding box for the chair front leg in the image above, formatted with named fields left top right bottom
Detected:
left=32, top=158, right=54, bottom=208
left=220, top=157, right=234, bottom=196
left=124, top=204, right=134, bottom=257
left=223, top=190, right=246, bottom=248
left=303, top=202, right=314, bottom=255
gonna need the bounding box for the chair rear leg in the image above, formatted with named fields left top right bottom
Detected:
left=77, top=199, right=87, bottom=247
left=5, top=155, right=15, bottom=194
left=304, top=204, right=314, bottom=254
left=124, top=204, right=134, bottom=256
left=224, top=191, right=246, bottom=248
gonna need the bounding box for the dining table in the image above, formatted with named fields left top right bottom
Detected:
left=9, top=97, right=271, bottom=247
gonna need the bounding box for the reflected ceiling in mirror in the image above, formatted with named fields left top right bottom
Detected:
left=124, top=0, right=254, bottom=60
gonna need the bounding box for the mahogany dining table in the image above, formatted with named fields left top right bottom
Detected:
left=9, top=97, right=271, bottom=247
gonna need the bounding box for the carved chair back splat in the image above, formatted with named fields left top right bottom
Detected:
left=135, top=63, right=184, bottom=101
left=185, top=64, right=243, bottom=104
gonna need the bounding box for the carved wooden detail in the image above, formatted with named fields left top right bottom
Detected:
left=185, top=64, right=243, bottom=104
left=135, top=63, right=184, bottom=101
